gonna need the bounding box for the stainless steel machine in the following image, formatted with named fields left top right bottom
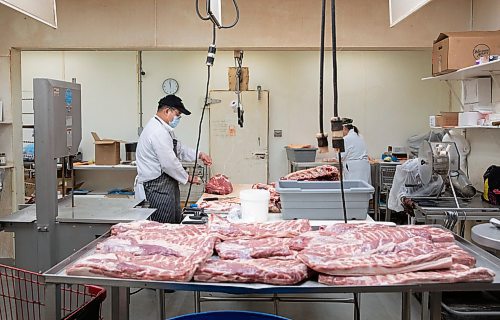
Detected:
left=0, top=79, right=154, bottom=272
left=418, top=141, right=476, bottom=199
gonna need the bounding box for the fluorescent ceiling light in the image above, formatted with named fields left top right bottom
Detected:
left=0, top=0, right=57, bottom=28
left=389, top=0, right=433, bottom=27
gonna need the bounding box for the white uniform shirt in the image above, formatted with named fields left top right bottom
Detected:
left=340, top=129, right=371, bottom=184
left=341, top=129, right=368, bottom=161
left=136, top=116, right=197, bottom=185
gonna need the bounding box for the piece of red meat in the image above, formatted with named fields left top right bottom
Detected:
left=281, top=165, right=339, bottom=181
left=193, top=258, right=311, bottom=285
left=205, top=174, right=234, bottom=195
left=319, top=264, right=495, bottom=286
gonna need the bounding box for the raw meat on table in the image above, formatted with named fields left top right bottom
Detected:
left=298, top=236, right=453, bottom=276
left=194, top=258, right=311, bottom=285
left=252, top=183, right=281, bottom=213
left=111, top=220, right=206, bottom=237
left=215, top=237, right=297, bottom=260
left=319, top=264, right=495, bottom=286
left=281, top=165, right=339, bottom=181
left=198, top=197, right=241, bottom=213
left=205, top=174, right=234, bottom=195
left=68, top=223, right=216, bottom=282
left=67, top=252, right=199, bottom=281
left=207, top=214, right=311, bottom=240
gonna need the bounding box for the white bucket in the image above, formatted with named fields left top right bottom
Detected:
left=240, top=189, right=270, bottom=222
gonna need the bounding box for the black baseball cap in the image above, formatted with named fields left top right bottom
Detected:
left=158, top=95, right=191, bottom=115
left=342, top=118, right=353, bottom=125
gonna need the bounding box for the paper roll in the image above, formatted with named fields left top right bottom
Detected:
left=458, top=112, right=480, bottom=127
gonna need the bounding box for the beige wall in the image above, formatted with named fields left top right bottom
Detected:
left=473, top=0, right=500, bottom=30
left=0, top=0, right=473, bottom=56
left=458, top=0, right=500, bottom=189
left=22, top=50, right=448, bottom=182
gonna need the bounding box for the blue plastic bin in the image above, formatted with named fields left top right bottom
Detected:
left=168, top=311, right=291, bottom=320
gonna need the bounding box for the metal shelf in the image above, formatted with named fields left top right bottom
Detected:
left=431, top=126, right=500, bottom=130
left=0, top=121, right=12, bottom=125
left=422, top=60, right=500, bottom=81
left=0, top=163, right=14, bottom=169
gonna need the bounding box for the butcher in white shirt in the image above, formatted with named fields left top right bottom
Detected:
left=136, top=95, right=212, bottom=223
left=340, top=118, right=371, bottom=185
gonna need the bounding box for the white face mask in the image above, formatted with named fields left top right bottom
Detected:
left=169, top=115, right=181, bottom=128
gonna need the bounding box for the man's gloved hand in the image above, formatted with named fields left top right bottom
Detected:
left=188, top=175, right=202, bottom=185
left=199, top=152, right=212, bottom=166
left=402, top=197, right=416, bottom=217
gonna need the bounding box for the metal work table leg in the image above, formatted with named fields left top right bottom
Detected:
left=111, top=287, right=130, bottom=320
left=354, top=293, right=361, bottom=320
left=157, top=289, right=165, bottom=320
left=194, top=291, right=201, bottom=313
left=421, top=292, right=430, bottom=320
left=401, top=292, right=411, bottom=320
left=429, top=292, right=442, bottom=320
left=273, top=293, right=279, bottom=315
left=44, top=283, right=61, bottom=320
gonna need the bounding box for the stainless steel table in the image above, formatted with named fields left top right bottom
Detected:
left=472, top=223, right=500, bottom=251
left=43, top=231, right=500, bottom=320
left=413, top=195, right=500, bottom=222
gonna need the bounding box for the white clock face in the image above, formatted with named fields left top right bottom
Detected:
left=162, top=78, right=179, bottom=95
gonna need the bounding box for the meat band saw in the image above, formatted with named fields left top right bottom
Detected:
left=0, top=79, right=155, bottom=272
left=402, top=141, right=500, bottom=232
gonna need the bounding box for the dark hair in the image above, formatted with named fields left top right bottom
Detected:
left=344, top=124, right=359, bottom=134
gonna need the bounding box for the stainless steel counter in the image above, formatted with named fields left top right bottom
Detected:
left=0, top=196, right=153, bottom=224
left=43, top=230, right=500, bottom=320
left=413, top=195, right=500, bottom=222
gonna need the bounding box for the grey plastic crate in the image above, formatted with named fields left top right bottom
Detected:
left=285, top=147, right=317, bottom=162
left=276, top=180, right=374, bottom=220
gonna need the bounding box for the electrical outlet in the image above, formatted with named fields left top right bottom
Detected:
left=274, top=130, right=282, bottom=138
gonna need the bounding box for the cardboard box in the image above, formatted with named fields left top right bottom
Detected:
left=435, top=115, right=443, bottom=127
left=228, top=67, right=249, bottom=91
left=432, top=31, right=500, bottom=76
left=91, top=132, right=123, bottom=165
left=440, top=112, right=460, bottom=127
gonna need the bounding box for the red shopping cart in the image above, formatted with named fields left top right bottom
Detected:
left=0, top=264, right=106, bottom=320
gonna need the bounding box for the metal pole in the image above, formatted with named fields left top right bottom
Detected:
left=273, top=293, right=279, bottom=315
left=354, top=293, right=361, bottom=320
left=156, top=289, right=165, bottom=320
left=401, top=292, right=411, bottom=320
left=111, top=287, right=130, bottom=320
left=44, top=283, right=61, bottom=320
left=421, top=292, right=430, bottom=320
left=428, top=292, right=442, bottom=320
left=194, top=291, right=201, bottom=313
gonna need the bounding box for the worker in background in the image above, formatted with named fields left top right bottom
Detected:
left=136, top=95, right=212, bottom=223
left=340, top=118, right=371, bottom=184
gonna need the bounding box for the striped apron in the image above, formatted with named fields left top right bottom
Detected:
left=143, top=125, right=182, bottom=223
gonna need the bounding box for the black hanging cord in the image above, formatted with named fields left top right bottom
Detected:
left=184, top=23, right=215, bottom=208
left=195, top=0, right=211, bottom=20
left=328, top=0, right=356, bottom=314
left=328, top=0, right=348, bottom=225
left=235, top=52, right=244, bottom=127
left=220, top=0, right=240, bottom=29
left=331, top=0, right=339, bottom=117
left=319, top=0, right=326, bottom=134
